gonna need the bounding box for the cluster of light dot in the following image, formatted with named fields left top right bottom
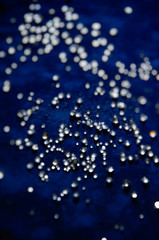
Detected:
left=1, top=2, right=159, bottom=238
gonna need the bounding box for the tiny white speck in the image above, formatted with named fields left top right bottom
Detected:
left=124, top=6, right=133, bottom=14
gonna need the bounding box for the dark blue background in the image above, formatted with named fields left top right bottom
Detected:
left=1, top=0, right=159, bottom=239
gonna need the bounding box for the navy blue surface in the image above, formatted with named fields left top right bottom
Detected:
left=1, top=0, right=159, bottom=240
